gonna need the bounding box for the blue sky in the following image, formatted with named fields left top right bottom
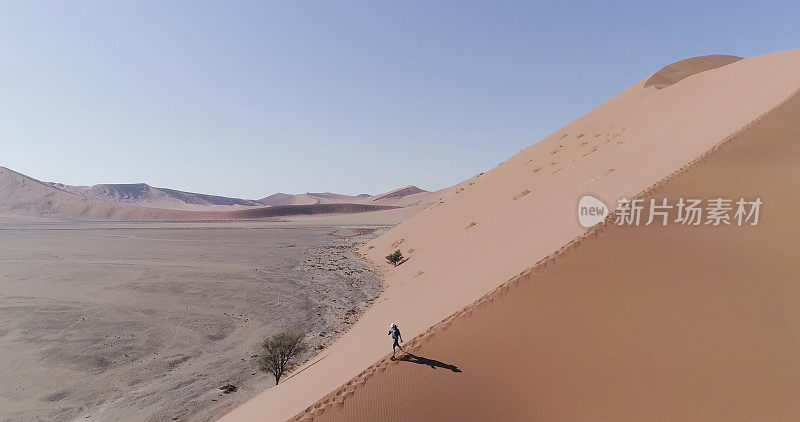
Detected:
left=1, top=1, right=798, bottom=198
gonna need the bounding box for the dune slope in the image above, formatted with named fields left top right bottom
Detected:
left=301, top=75, right=800, bottom=422
left=222, top=50, right=800, bottom=422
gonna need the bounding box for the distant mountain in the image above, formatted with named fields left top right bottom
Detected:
left=44, top=181, right=435, bottom=210
left=0, top=167, right=397, bottom=222
left=47, top=182, right=263, bottom=210
left=0, top=165, right=470, bottom=222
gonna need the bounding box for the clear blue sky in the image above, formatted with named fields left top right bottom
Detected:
left=1, top=1, right=798, bottom=199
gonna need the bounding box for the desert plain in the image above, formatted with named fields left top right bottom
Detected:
left=0, top=221, right=385, bottom=421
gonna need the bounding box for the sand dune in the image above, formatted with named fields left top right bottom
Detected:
left=222, top=49, right=800, bottom=421
left=0, top=168, right=396, bottom=222
left=366, top=178, right=482, bottom=209
left=49, top=182, right=264, bottom=210
left=259, top=192, right=373, bottom=207
left=258, top=185, right=446, bottom=208
left=643, top=54, right=743, bottom=89
left=300, top=71, right=800, bottom=422
left=2, top=164, right=458, bottom=222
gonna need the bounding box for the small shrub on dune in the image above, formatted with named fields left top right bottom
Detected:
left=386, top=250, right=404, bottom=266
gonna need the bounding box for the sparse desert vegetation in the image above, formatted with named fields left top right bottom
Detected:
left=581, top=168, right=616, bottom=189
left=513, top=189, right=531, bottom=200
left=385, top=250, right=404, bottom=266
left=258, top=331, right=308, bottom=384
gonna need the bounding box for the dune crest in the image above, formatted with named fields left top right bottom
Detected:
left=644, top=54, right=743, bottom=89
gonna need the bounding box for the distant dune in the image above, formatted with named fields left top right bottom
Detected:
left=0, top=167, right=397, bottom=221
left=257, top=185, right=445, bottom=208
left=48, top=182, right=263, bottom=210
left=369, top=185, right=424, bottom=201
left=0, top=169, right=452, bottom=221
left=223, top=49, right=800, bottom=421
left=259, top=192, right=374, bottom=207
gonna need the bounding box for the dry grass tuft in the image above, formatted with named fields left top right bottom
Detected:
left=513, top=189, right=531, bottom=201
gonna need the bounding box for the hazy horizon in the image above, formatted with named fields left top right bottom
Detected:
left=2, top=1, right=799, bottom=198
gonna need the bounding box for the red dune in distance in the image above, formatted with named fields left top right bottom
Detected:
left=222, top=49, right=800, bottom=421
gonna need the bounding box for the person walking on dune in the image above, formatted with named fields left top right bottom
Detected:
left=388, top=323, right=403, bottom=359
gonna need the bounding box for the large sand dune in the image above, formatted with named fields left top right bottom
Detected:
left=222, top=49, right=800, bottom=421
left=301, top=69, right=800, bottom=422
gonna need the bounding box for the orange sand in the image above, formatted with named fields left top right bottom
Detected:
left=223, top=49, right=800, bottom=421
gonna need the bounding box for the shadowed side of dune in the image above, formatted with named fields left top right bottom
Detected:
left=644, top=54, right=743, bottom=89
left=298, top=88, right=800, bottom=421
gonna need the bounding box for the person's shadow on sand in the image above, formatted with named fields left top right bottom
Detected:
left=397, top=353, right=462, bottom=372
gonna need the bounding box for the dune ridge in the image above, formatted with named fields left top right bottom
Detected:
left=643, top=54, right=743, bottom=89
left=287, top=77, right=800, bottom=422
